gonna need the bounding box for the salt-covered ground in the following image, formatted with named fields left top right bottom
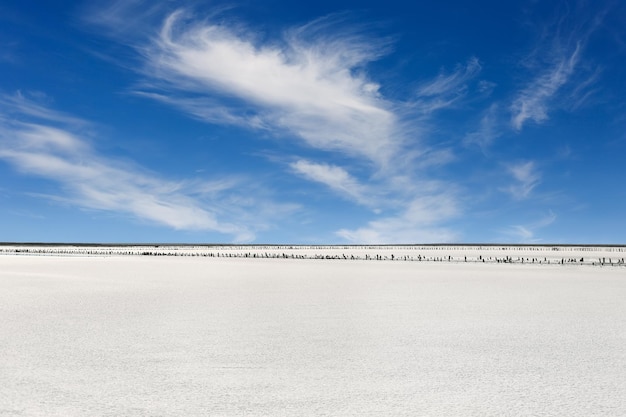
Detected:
left=1, top=248, right=625, bottom=416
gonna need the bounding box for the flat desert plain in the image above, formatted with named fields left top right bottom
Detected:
left=1, top=246, right=625, bottom=416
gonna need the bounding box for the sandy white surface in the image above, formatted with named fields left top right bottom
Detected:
left=1, top=252, right=625, bottom=416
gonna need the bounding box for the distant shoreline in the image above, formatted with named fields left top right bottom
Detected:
left=1, top=242, right=625, bottom=248
left=2, top=244, right=625, bottom=266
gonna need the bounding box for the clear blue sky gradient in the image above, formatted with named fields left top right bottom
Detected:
left=1, top=0, right=625, bottom=244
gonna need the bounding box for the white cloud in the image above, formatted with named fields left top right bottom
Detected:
left=416, top=57, right=481, bottom=97
left=412, top=58, right=482, bottom=114
left=477, top=80, right=497, bottom=95
left=506, top=0, right=612, bottom=134
left=133, top=91, right=270, bottom=129
left=85, top=8, right=477, bottom=243
left=464, top=103, right=501, bottom=149
left=507, top=225, right=534, bottom=241
left=336, top=193, right=460, bottom=244
left=509, top=0, right=608, bottom=133
left=118, top=10, right=486, bottom=172
left=0, top=91, right=87, bottom=127
left=290, top=159, right=373, bottom=207
left=0, top=95, right=297, bottom=242
left=511, top=42, right=581, bottom=130
left=289, top=155, right=463, bottom=243
left=503, top=161, right=541, bottom=200
left=565, top=66, right=603, bottom=111
left=133, top=11, right=400, bottom=165
left=504, top=211, right=556, bottom=242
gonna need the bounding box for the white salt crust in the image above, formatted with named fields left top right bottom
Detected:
left=1, top=249, right=624, bottom=416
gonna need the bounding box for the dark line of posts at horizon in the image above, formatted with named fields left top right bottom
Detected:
left=2, top=242, right=626, bottom=248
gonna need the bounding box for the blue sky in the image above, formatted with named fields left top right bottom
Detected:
left=1, top=0, right=625, bottom=244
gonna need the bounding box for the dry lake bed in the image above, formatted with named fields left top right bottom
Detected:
left=1, top=245, right=625, bottom=416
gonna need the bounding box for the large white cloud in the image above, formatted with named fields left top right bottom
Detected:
left=139, top=11, right=399, bottom=165
left=84, top=6, right=490, bottom=243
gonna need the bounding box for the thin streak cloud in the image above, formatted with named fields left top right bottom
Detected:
left=464, top=103, right=502, bottom=149
left=504, top=210, right=557, bottom=242
left=416, top=57, right=481, bottom=97
left=510, top=3, right=608, bottom=131
left=290, top=159, right=373, bottom=207
left=412, top=58, right=482, bottom=114
left=0, top=94, right=293, bottom=242
left=511, top=42, right=582, bottom=130
left=336, top=193, right=460, bottom=244
left=503, top=161, right=541, bottom=200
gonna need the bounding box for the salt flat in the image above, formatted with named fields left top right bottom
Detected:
left=1, top=250, right=625, bottom=416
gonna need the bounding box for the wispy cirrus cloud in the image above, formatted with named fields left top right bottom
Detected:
left=510, top=2, right=608, bottom=131
left=133, top=91, right=270, bottom=130
left=503, top=210, right=556, bottom=243
left=290, top=159, right=374, bottom=208
left=0, top=93, right=295, bottom=242
left=565, top=66, right=603, bottom=111
left=412, top=57, right=482, bottom=114
left=136, top=11, right=399, bottom=165
left=290, top=158, right=463, bottom=243
left=86, top=5, right=477, bottom=243
left=511, top=42, right=582, bottom=130
left=0, top=90, right=87, bottom=126
left=336, top=193, right=460, bottom=244
left=459, top=3, right=610, bottom=152
left=502, top=161, right=541, bottom=200
left=416, top=58, right=481, bottom=97
left=464, top=103, right=502, bottom=149
left=93, top=7, right=482, bottom=168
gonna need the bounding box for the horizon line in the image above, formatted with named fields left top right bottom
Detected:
left=2, top=242, right=625, bottom=248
